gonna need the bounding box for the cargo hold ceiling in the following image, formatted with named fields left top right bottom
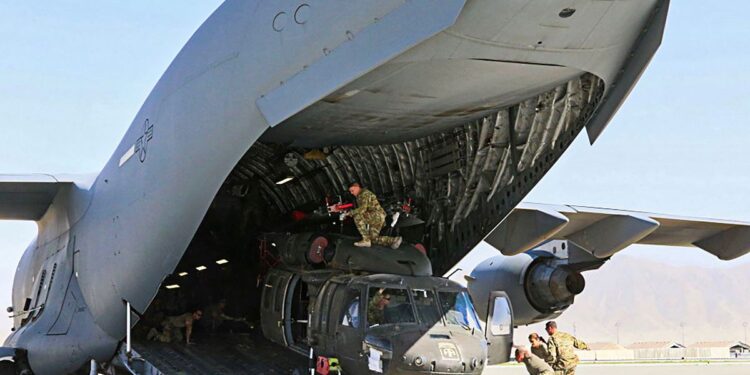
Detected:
left=234, top=73, right=603, bottom=273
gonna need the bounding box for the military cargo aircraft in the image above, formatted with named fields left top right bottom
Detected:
left=2, top=0, right=750, bottom=374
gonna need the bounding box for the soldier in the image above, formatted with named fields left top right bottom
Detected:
left=529, top=332, right=551, bottom=362
left=367, top=290, right=391, bottom=326
left=515, top=347, right=554, bottom=375
left=204, top=299, right=249, bottom=333
left=334, top=182, right=402, bottom=248
left=545, top=321, right=589, bottom=375
left=147, top=309, right=203, bottom=345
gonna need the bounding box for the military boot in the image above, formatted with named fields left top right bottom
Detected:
left=354, top=239, right=371, bottom=247
left=390, top=236, right=403, bottom=249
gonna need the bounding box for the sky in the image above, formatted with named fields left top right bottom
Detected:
left=0, top=1, right=749, bottom=341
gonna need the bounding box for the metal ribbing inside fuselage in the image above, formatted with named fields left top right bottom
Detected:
left=225, top=73, right=604, bottom=273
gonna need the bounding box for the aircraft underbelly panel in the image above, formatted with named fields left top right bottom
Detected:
left=262, top=59, right=580, bottom=146
left=256, top=0, right=468, bottom=128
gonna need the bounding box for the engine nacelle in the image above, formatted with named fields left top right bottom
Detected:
left=467, top=251, right=585, bottom=326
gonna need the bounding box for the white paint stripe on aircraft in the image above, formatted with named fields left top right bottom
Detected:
left=119, top=145, right=135, bottom=167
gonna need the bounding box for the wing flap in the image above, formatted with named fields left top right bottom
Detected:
left=0, top=175, right=68, bottom=221
left=693, top=227, right=750, bottom=261
left=486, top=203, right=750, bottom=261
left=637, top=216, right=733, bottom=246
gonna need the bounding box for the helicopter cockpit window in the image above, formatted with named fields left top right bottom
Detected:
left=367, top=287, right=415, bottom=327
left=341, top=288, right=360, bottom=328
left=412, top=289, right=441, bottom=327
left=438, top=291, right=482, bottom=331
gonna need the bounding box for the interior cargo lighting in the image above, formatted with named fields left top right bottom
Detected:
left=195, top=265, right=207, bottom=271
left=275, top=176, right=294, bottom=185
left=165, top=284, right=180, bottom=289
left=216, top=259, right=229, bottom=265
left=178, top=272, right=188, bottom=277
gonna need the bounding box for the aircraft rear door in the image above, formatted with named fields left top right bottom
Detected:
left=485, top=291, right=513, bottom=365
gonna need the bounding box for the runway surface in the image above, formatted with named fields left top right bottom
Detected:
left=485, top=361, right=750, bottom=375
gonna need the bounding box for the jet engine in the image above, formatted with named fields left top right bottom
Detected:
left=466, top=250, right=585, bottom=326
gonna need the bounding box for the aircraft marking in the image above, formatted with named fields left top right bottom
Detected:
left=439, top=342, right=460, bottom=361
left=118, top=146, right=135, bottom=167
left=135, top=119, right=154, bottom=163
left=120, top=119, right=154, bottom=167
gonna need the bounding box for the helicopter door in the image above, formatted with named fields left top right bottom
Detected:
left=332, top=285, right=367, bottom=374
left=260, top=269, right=295, bottom=347
left=485, top=291, right=513, bottom=365
left=284, top=273, right=310, bottom=353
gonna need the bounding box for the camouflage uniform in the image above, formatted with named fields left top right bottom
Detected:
left=367, top=291, right=391, bottom=326
left=147, top=313, right=192, bottom=343
left=522, top=352, right=554, bottom=375
left=547, top=331, right=588, bottom=375
left=351, top=189, right=398, bottom=247
left=367, top=300, right=385, bottom=326
left=531, top=343, right=552, bottom=363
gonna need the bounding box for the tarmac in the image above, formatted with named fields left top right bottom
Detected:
left=485, top=361, right=750, bottom=375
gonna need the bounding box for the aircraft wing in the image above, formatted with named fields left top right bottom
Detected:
left=0, top=174, right=71, bottom=220
left=485, top=202, right=750, bottom=261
